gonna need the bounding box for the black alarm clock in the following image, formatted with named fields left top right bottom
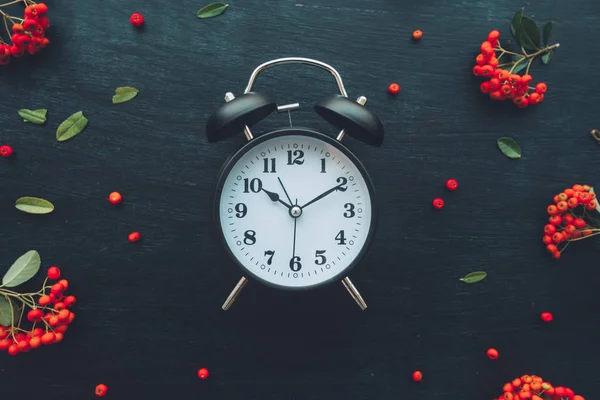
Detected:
left=206, top=57, right=384, bottom=311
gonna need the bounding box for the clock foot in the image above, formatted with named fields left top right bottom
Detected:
left=341, top=277, right=367, bottom=310
left=222, top=277, right=248, bottom=311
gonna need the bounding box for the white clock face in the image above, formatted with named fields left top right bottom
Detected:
left=217, top=131, right=374, bottom=289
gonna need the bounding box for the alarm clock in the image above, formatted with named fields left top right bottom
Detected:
left=206, top=57, right=384, bottom=311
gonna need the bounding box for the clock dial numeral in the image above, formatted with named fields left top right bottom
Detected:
left=243, top=178, right=262, bottom=193
left=314, top=250, right=327, bottom=265
left=264, top=250, right=275, bottom=265
left=287, top=150, right=305, bottom=165
left=320, top=158, right=326, bottom=173
left=343, top=203, right=355, bottom=218
left=262, top=158, right=276, bottom=173
left=335, top=230, right=346, bottom=245
left=235, top=203, right=247, bottom=218
left=289, top=256, right=302, bottom=271
left=336, top=177, right=348, bottom=191
left=244, top=230, right=256, bottom=245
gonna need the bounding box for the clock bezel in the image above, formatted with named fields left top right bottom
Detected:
left=213, top=127, right=378, bottom=291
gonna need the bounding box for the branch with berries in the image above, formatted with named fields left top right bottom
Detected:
left=0, top=1, right=50, bottom=66
left=0, top=250, right=76, bottom=356
left=542, top=184, right=600, bottom=260
left=473, top=8, right=559, bottom=108
left=496, top=374, right=585, bottom=400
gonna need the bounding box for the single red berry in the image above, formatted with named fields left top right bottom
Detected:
left=35, top=3, right=49, bottom=15
left=521, top=74, right=533, bottom=85
left=27, top=309, right=44, bottom=322
left=543, top=224, right=556, bottom=235
left=412, top=30, right=423, bottom=40
left=29, top=336, right=42, bottom=349
left=585, top=200, right=597, bottom=211
left=24, top=5, right=37, bottom=18
left=540, top=312, right=553, bottom=322
left=500, top=84, right=512, bottom=96
left=130, top=12, right=144, bottom=27
left=542, top=235, right=553, bottom=245
left=486, top=348, right=499, bottom=360
left=480, top=81, right=491, bottom=93
left=481, top=65, right=494, bottom=77
left=41, top=332, right=55, bottom=345
left=546, top=244, right=558, bottom=253
left=8, top=344, right=19, bottom=356
left=388, top=83, right=400, bottom=95
left=95, top=384, right=108, bottom=397
left=64, top=295, right=77, bottom=307
left=548, top=215, right=561, bottom=226
left=412, top=370, right=423, bottom=382
left=562, top=214, right=574, bottom=225
left=38, top=295, right=51, bottom=306
left=488, top=57, right=499, bottom=68
left=488, top=30, right=500, bottom=41
left=51, top=283, right=65, bottom=295
left=432, top=198, right=444, bottom=209
left=47, top=266, right=61, bottom=280
left=472, top=65, right=483, bottom=76
left=546, top=205, right=558, bottom=215
left=128, top=231, right=141, bottom=242
left=0, top=145, right=13, bottom=157
left=516, top=97, right=529, bottom=109
left=58, top=279, right=69, bottom=291
left=556, top=201, right=568, bottom=212
left=476, top=54, right=486, bottom=66
left=574, top=218, right=587, bottom=229
left=567, top=197, right=579, bottom=208
left=551, top=232, right=564, bottom=244
left=445, top=179, right=458, bottom=191
left=489, top=78, right=500, bottom=91
left=552, top=251, right=561, bottom=259
left=489, top=90, right=504, bottom=101
left=535, top=82, right=547, bottom=94
left=509, top=74, right=522, bottom=85
left=198, top=367, right=210, bottom=379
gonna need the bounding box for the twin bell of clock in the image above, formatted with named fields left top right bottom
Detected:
left=206, top=57, right=384, bottom=311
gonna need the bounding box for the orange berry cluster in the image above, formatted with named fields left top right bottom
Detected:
left=0, top=266, right=76, bottom=356
left=0, top=3, right=51, bottom=65
left=543, top=184, right=598, bottom=259
left=472, top=30, right=546, bottom=108
left=497, top=374, right=585, bottom=400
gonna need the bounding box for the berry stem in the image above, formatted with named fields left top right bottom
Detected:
left=1, top=13, right=11, bottom=37
left=567, top=230, right=600, bottom=242
left=525, top=58, right=533, bottom=75
left=0, top=0, right=25, bottom=6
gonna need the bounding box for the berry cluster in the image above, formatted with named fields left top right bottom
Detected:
left=496, top=374, right=585, bottom=400
left=0, top=266, right=76, bottom=356
left=542, top=184, right=599, bottom=259
left=0, top=2, right=50, bottom=66
left=473, top=30, right=553, bottom=108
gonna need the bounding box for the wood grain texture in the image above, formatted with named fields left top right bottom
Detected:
left=1, top=0, right=599, bottom=398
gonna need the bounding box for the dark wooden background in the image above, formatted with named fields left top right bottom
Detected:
left=1, top=0, right=599, bottom=398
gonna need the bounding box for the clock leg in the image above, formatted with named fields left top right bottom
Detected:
left=336, top=96, right=367, bottom=142
left=341, top=277, right=367, bottom=310
left=222, top=277, right=248, bottom=311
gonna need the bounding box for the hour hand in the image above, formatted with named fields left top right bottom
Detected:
left=261, top=188, right=292, bottom=209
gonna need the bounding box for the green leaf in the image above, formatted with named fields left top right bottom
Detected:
left=511, top=8, right=524, bottom=45
left=15, top=197, right=54, bottom=214
left=460, top=271, right=487, bottom=284
left=197, top=2, right=229, bottom=18
left=1, top=250, right=41, bottom=288
left=18, top=108, right=47, bottom=124
left=542, top=51, right=553, bottom=64
left=510, top=58, right=528, bottom=74
left=0, top=296, right=13, bottom=326
left=520, top=16, right=541, bottom=49
left=542, top=21, right=553, bottom=47
left=112, top=87, right=139, bottom=104
left=497, top=137, right=522, bottom=159
left=56, top=111, right=88, bottom=142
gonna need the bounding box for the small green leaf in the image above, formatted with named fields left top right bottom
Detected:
left=15, top=197, right=54, bottom=214
left=56, top=111, right=88, bottom=142
left=0, top=296, right=13, bottom=326
left=1, top=250, right=41, bottom=288
left=510, top=58, right=528, bottom=74
left=460, top=271, right=487, bottom=284
left=197, top=2, right=229, bottom=18
left=18, top=109, right=47, bottom=124
left=112, top=87, right=139, bottom=104
left=542, top=51, right=553, bottom=64
left=511, top=8, right=524, bottom=45
left=542, top=21, right=553, bottom=47
left=520, top=16, right=541, bottom=49
left=497, top=137, right=522, bottom=159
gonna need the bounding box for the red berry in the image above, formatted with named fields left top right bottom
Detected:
left=41, top=332, right=55, bottom=345
left=12, top=23, right=23, bottom=34
left=486, top=348, right=499, bottom=360
left=480, top=81, right=491, bottom=93
left=516, top=97, right=529, bottom=109
left=546, top=244, right=558, bottom=253
left=488, top=57, right=499, bottom=68
left=445, top=179, right=458, bottom=191
left=574, top=218, right=586, bottom=229
left=95, top=384, right=108, bottom=397
left=472, top=65, right=483, bottom=76
left=388, top=83, right=400, bottom=95
left=489, top=78, right=500, bottom=90
left=540, top=312, right=553, bottom=322
left=35, top=3, right=49, bottom=14
left=432, top=198, right=444, bottom=209
left=521, top=74, right=532, bottom=85
left=542, top=235, right=553, bottom=245
left=8, top=344, right=19, bottom=356
left=130, top=12, right=144, bottom=27
left=24, top=5, right=37, bottom=18
left=58, top=279, right=69, bottom=291
left=551, top=232, right=564, bottom=244
left=481, top=65, right=494, bottom=77
left=198, top=367, right=210, bottom=379
left=27, top=309, right=44, bottom=322
left=38, top=295, right=51, bottom=306
left=412, top=30, right=423, bottom=40
left=543, top=224, right=556, bottom=235
left=585, top=200, right=597, bottom=211
left=64, top=295, right=77, bottom=307
left=548, top=215, right=561, bottom=226
left=412, top=370, right=423, bottom=382
left=535, top=82, right=547, bottom=94
left=47, top=266, right=61, bottom=280
left=488, top=30, right=500, bottom=41
left=51, top=283, right=64, bottom=295
left=0, top=145, right=13, bottom=157
left=128, top=231, right=141, bottom=242
left=476, top=54, right=486, bottom=66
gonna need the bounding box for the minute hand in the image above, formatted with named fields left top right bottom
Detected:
left=300, top=178, right=348, bottom=209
